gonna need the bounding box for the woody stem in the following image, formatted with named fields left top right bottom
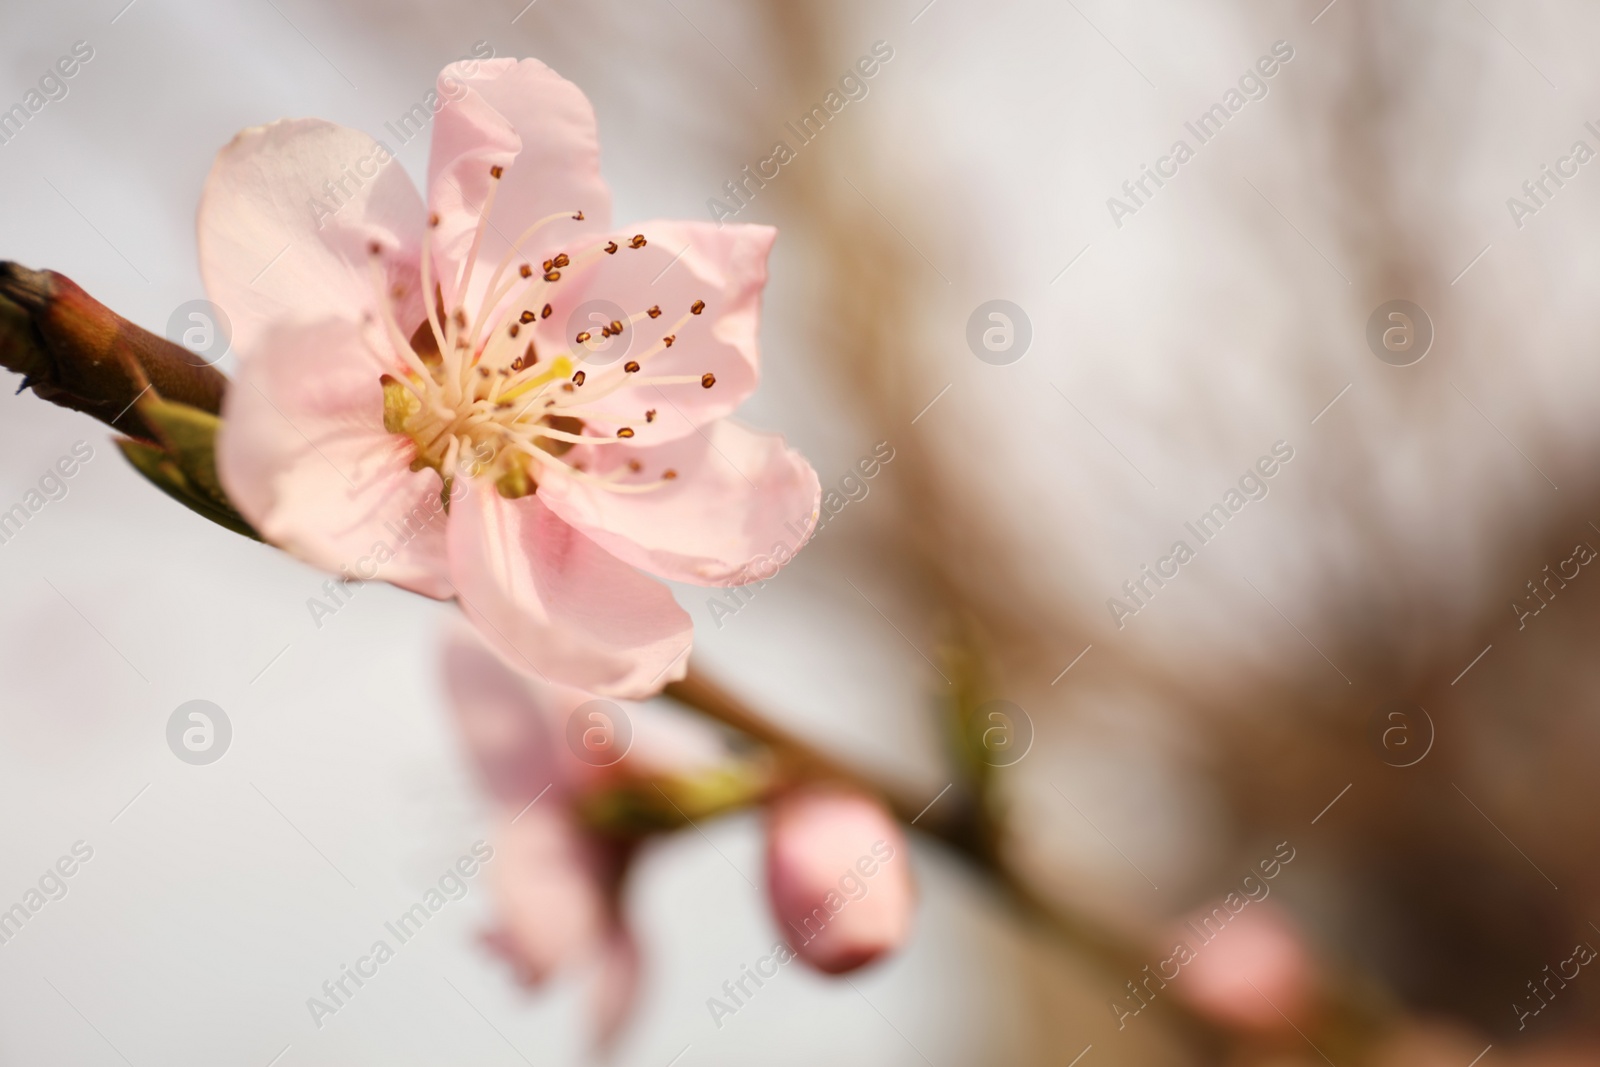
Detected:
left=665, top=668, right=1248, bottom=1053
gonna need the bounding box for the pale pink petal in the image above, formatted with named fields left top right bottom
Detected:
left=442, top=617, right=729, bottom=799
left=198, top=118, right=426, bottom=358
left=486, top=808, right=609, bottom=984
left=447, top=487, right=692, bottom=699
left=441, top=617, right=592, bottom=803
left=540, top=419, right=819, bottom=586
left=217, top=316, right=452, bottom=597
left=766, top=787, right=915, bottom=975
left=589, top=927, right=641, bottom=1054
left=1170, top=903, right=1315, bottom=1032
left=428, top=58, right=612, bottom=310
left=532, top=221, right=776, bottom=447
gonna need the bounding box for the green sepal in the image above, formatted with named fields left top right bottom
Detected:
left=576, top=762, right=772, bottom=839
left=133, top=393, right=230, bottom=503
left=116, top=437, right=260, bottom=540
left=117, top=392, right=258, bottom=540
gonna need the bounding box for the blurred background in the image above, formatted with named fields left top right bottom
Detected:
left=4, top=0, right=1600, bottom=1063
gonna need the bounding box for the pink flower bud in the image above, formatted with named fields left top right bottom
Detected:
left=1170, top=902, right=1315, bottom=1032
left=765, top=787, right=914, bottom=974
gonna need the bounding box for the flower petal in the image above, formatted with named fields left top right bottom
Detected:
left=589, top=928, right=641, bottom=1054
left=540, top=420, right=820, bottom=586
left=428, top=58, right=613, bottom=310
left=198, top=118, right=426, bottom=358
left=216, top=316, right=453, bottom=598
left=766, top=787, right=915, bottom=975
left=537, top=221, right=776, bottom=447
left=486, top=807, right=610, bottom=985
left=447, top=487, right=692, bottom=698
left=441, top=617, right=595, bottom=803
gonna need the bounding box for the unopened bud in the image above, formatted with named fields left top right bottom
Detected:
left=0, top=262, right=225, bottom=440
left=766, top=786, right=914, bottom=974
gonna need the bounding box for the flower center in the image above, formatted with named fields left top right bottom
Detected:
left=365, top=165, right=716, bottom=500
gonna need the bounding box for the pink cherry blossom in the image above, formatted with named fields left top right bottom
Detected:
left=442, top=619, right=728, bottom=1048
left=202, top=58, right=819, bottom=698
left=765, top=786, right=915, bottom=974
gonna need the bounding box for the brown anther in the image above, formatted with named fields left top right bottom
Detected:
left=628, top=459, right=642, bottom=473
left=576, top=331, right=592, bottom=344
left=604, top=241, right=618, bottom=254
left=573, top=211, right=585, bottom=220
left=509, top=323, right=521, bottom=338
left=609, top=320, right=624, bottom=335
left=428, top=212, right=441, bottom=227
left=490, top=165, right=504, bottom=179
left=367, top=240, right=382, bottom=256
left=453, top=309, right=467, bottom=329
left=542, top=259, right=553, bottom=272
left=617, top=427, right=635, bottom=438
left=645, top=409, right=657, bottom=423
left=701, top=372, right=716, bottom=388
left=519, top=310, right=536, bottom=324
left=520, top=264, right=533, bottom=278
left=572, top=370, right=586, bottom=385
left=690, top=299, right=706, bottom=315
left=663, top=335, right=676, bottom=347
left=647, top=305, right=662, bottom=318
left=543, top=270, right=561, bottom=282
left=390, top=284, right=405, bottom=300
left=553, top=253, right=570, bottom=268
left=624, top=360, right=640, bottom=373
left=663, top=468, right=678, bottom=480
left=541, top=304, right=553, bottom=319
left=478, top=366, right=491, bottom=378
left=600, top=326, right=612, bottom=339
left=629, top=234, right=647, bottom=248
left=562, top=382, right=575, bottom=392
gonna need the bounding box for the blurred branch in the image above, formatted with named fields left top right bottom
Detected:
left=666, top=664, right=1276, bottom=1058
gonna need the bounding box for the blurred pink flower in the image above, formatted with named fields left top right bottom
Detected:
left=442, top=619, right=728, bottom=1048
left=1170, top=902, right=1315, bottom=1033
left=765, top=786, right=916, bottom=974
left=202, top=58, right=818, bottom=698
